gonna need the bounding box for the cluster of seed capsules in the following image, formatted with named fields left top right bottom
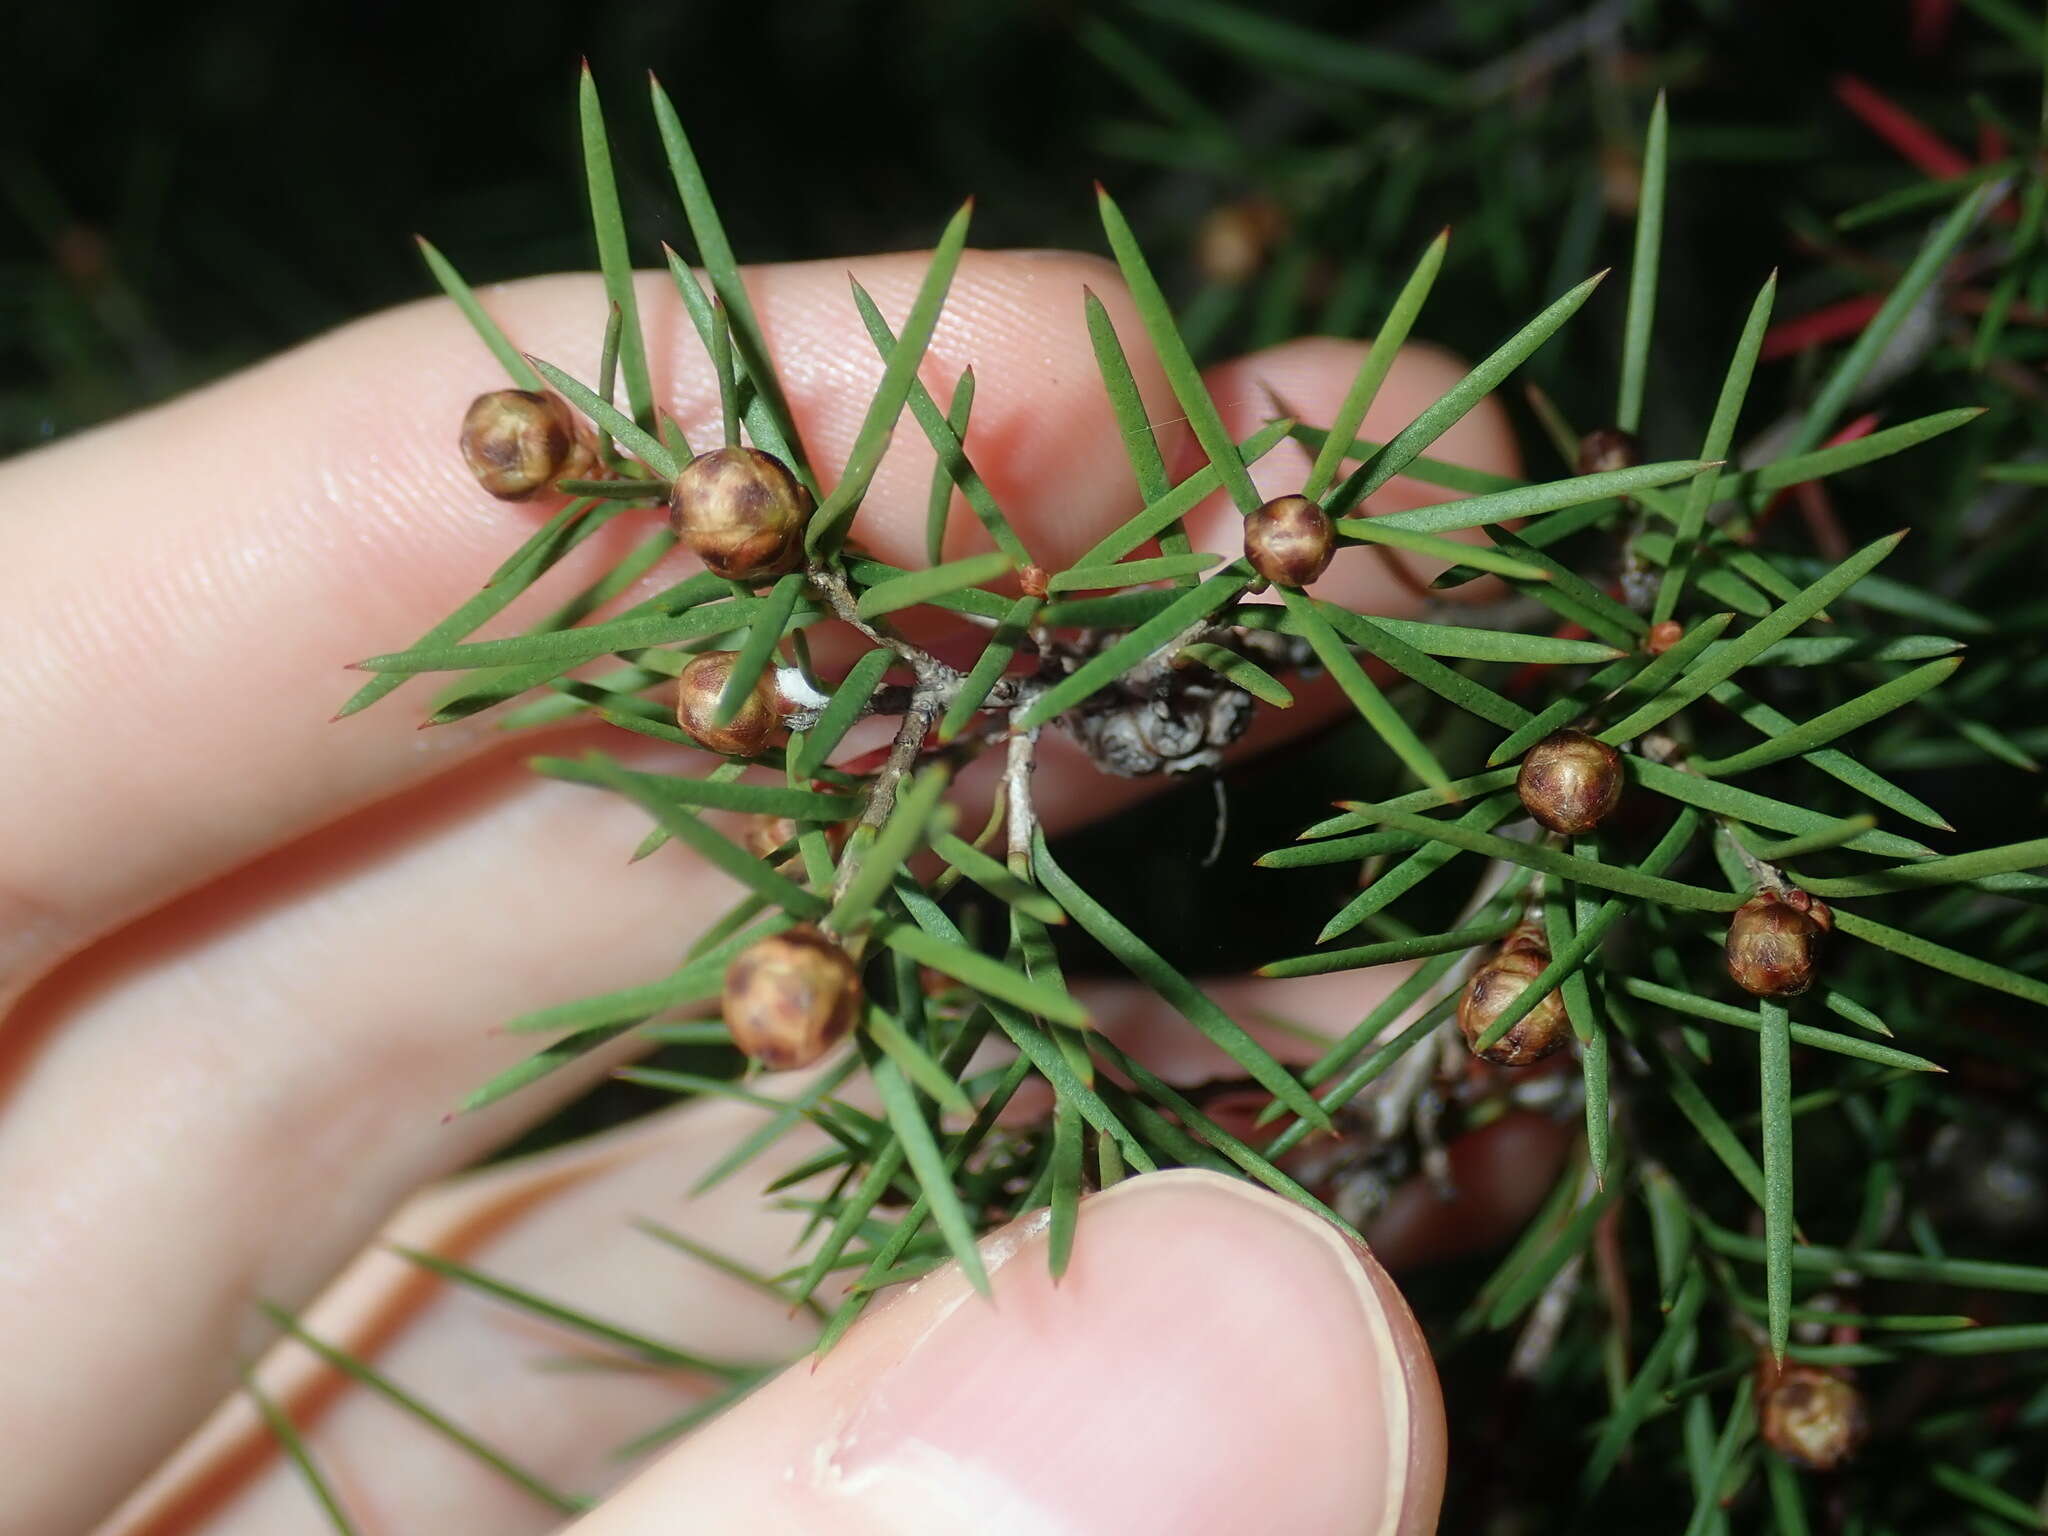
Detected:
left=460, top=390, right=1838, bottom=1087
left=463, top=388, right=865, bottom=1068
left=1463, top=725, right=1834, bottom=1070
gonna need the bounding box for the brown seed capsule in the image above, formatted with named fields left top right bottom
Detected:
left=1244, top=495, right=1336, bottom=588
left=722, top=925, right=862, bottom=1070
left=1458, top=924, right=1572, bottom=1066
left=1018, top=564, right=1051, bottom=600
left=459, top=389, right=595, bottom=500
left=1759, top=1364, right=1867, bottom=1472
left=1517, top=729, right=1625, bottom=836
left=1726, top=888, right=1834, bottom=997
left=1194, top=197, right=1288, bottom=286
left=1646, top=619, right=1685, bottom=656
left=740, top=815, right=801, bottom=863
left=668, top=446, right=812, bottom=582
left=1575, top=426, right=1640, bottom=478
left=674, top=651, right=783, bottom=757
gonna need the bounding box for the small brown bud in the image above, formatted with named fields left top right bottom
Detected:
left=669, top=446, right=812, bottom=582
left=1726, top=888, right=1833, bottom=997
left=740, top=815, right=801, bottom=863
left=1575, top=426, right=1640, bottom=478
left=1598, top=146, right=1643, bottom=217
left=1018, top=564, right=1050, bottom=600
left=1759, top=1364, right=1866, bottom=1472
left=1646, top=619, right=1685, bottom=655
left=1517, top=729, right=1624, bottom=836
left=1244, top=495, right=1336, bottom=588
left=675, top=651, right=783, bottom=757
left=1194, top=197, right=1288, bottom=286
left=722, top=925, right=862, bottom=1070
left=1458, top=924, right=1571, bottom=1066
left=459, top=389, right=595, bottom=500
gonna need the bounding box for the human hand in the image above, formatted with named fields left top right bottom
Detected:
left=0, top=247, right=1549, bottom=1534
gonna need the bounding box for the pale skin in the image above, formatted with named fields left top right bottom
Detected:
left=0, top=247, right=1562, bottom=1535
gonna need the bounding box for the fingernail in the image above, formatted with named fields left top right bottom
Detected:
left=809, top=1168, right=1445, bottom=1535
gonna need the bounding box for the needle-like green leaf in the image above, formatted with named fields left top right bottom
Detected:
left=544, top=754, right=828, bottom=918
left=1583, top=1273, right=1706, bottom=1491
left=1616, top=92, right=1669, bottom=433
left=1599, top=532, right=1907, bottom=742
left=715, top=571, right=806, bottom=725
left=1304, top=229, right=1449, bottom=501
left=1097, top=184, right=1261, bottom=513
left=1831, top=909, right=2048, bottom=1006
left=828, top=765, right=953, bottom=932
left=1012, top=570, right=1251, bottom=731
left=261, top=1303, right=588, bottom=1514
left=931, top=830, right=1066, bottom=923
left=1259, top=918, right=1514, bottom=979
left=1327, top=270, right=1607, bottom=516
left=1335, top=517, right=1552, bottom=580
left=850, top=281, right=1031, bottom=563
left=1083, top=288, right=1188, bottom=574
left=1470, top=810, right=1702, bottom=1055
left=855, top=553, right=1017, bottom=620
left=396, top=1245, right=755, bottom=1375
left=1777, top=184, right=1994, bottom=465
left=925, top=367, right=975, bottom=565
left=1048, top=1095, right=1083, bottom=1279
left=1174, top=642, right=1294, bottom=706
left=358, top=596, right=760, bottom=675
left=1625, top=757, right=1933, bottom=859
left=874, top=920, right=1089, bottom=1028
left=526, top=355, right=678, bottom=478
left=1759, top=998, right=1795, bottom=1360
left=808, top=201, right=974, bottom=553
left=864, top=1006, right=975, bottom=1119
left=1615, top=979, right=1939, bottom=1072
left=1049, top=552, right=1222, bottom=591
left=1692, top=658, right=1961, bottom=776
left=937, top=595, right=1041, bottom=743
left=242, top=1370, right=362, bottom=1535
left=1035, top=833, right=1330, bottom=1130
left=1278, top=588, right=1454, bottom=798
left=1652, top=271, right=1776, bottom=625
left=649, top=74, right=812, bottom=486
left=795, top=648, right=895, bottom=777
left=1073, top=419, right=1295, bottom=569
left=578, top=67, right=652, bottom=429
left=1352, top=804, right=1742, bottom=911
left=1308, top=794, right=1525, bottom=942
left=417, top=236, right=544, bottom=391
left=1708, top=678, right=1953, bottom=829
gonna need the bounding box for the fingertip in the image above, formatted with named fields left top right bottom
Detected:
left=575, top=1168, right=1444, bottom=1535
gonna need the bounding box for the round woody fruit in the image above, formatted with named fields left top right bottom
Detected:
left=1575, top=425, right=1640, bottom=477
left=668, top=445, right=812, bottom=582
left=1517, top=729, right=1624, bottom=837
left=1725, top=888, right=1833, bottom=997
left=1458, top=924, right=1571, bottom=1067
left=1759, top=1363, right=1867, bottom=1472
left=1243, top=494, right=1336, bottom=588
left=675, top=652, right=783, bottom=758
left=459, top=389, right=595, bottom=500
left=723, top=926, right=862, bottom=1070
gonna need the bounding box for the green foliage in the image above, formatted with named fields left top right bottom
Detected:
left=328, top=24, right=2048, bottom=1531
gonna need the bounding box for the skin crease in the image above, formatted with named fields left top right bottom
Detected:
left=0, top=248, right=1566, bottom=1534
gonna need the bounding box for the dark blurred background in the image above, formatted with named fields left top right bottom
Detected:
left=13, top=4, right=2048, bottom=1530
left=5, top=0, right=2027, bottom=458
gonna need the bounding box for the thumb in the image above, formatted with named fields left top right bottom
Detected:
left=566, top=1168, right=1446, bottom=1535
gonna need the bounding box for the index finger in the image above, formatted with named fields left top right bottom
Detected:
left=0, top=250, right=1181, bottom=1002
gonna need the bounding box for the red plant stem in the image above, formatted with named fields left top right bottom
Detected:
left=1833, top=74, right=1972, bottom=179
